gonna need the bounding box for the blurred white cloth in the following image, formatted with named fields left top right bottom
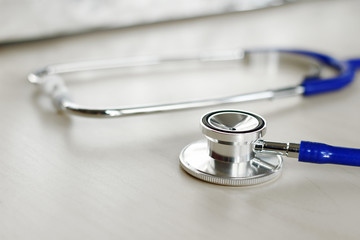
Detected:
left=0, top=0, right=292, bottom=43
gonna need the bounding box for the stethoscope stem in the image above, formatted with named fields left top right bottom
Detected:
left=255, top=140, right=360, bottom=167
left=254, top=140, right=300, bottom=158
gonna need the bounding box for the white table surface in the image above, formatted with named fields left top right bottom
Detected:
left=1, top=1, right=360, bottom=239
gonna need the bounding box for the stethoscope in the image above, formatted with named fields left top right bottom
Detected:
left=180, top=109, right=360, bottom=186
left=29, top=48, right=360, bottom=186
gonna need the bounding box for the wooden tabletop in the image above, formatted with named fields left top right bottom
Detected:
left=1, top=1, right=360, bottom=239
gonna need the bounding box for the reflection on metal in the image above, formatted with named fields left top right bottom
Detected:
left=180, top=110, right=284, bottom=186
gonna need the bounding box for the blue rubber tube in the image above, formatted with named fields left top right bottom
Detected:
left=299, top=141, right=360, bottom=166
left=286, top=50, right=360, bottom=96
left=245, top=49, right=360, bottom=96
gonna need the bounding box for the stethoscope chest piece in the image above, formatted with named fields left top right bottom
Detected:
left=179, top=110, right=283, bottom=186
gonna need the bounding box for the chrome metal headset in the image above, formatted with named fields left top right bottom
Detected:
left=29, top=48, right=360, bottom=118
left=29, top=48, right=360, bottom=186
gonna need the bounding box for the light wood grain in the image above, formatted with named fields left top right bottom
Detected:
left=1, top=1, right=360, bottom=239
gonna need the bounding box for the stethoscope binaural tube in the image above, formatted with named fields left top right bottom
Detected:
left=28, top=48, right=360, bottom=118
left=180, top=110, right=360, bottom=186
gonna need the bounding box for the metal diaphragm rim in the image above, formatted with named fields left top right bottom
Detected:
left=179, top=140, right=283, bottom=186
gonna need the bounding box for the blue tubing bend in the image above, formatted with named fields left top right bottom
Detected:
left=299, top=141, right=360, bottom=167
left=276, top=50, right=360, bottom=96
left=299, top=54, right=360, bottom=96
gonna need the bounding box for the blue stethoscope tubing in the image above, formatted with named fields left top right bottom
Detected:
left=299, top=141, right=360, bottom=167
left=247, top=49, right=360, bottom=95
left=289, top=49, right=360, bottom=96
left=261, top=49, right=360, bottom=167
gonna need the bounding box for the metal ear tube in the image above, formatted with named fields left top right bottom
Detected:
left=179, top=110, right=360, bottom=186
left=28, top=49, right=360, bottom=118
